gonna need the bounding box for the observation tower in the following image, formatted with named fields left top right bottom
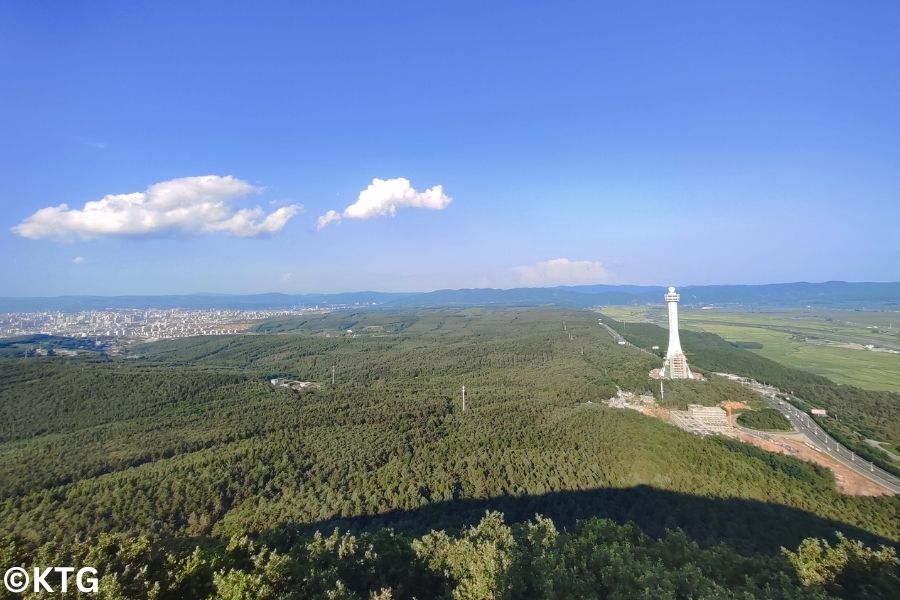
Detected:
left=662, top=286, right=693, bottom=379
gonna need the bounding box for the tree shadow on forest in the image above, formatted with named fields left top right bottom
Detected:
left=266, top=485, right=898, bottom=554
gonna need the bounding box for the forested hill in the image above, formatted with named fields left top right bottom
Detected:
left=1, top=309, right=898, bottom=598
left=399, top=281, right=900, bottom=308
left=2, top=280, right=899, bottom=311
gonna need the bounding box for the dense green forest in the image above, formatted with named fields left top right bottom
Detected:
left=2, top=512, right=897, bottom=599
left=599, top=314, right=900, bottom=475
left=1, top=309, right=898, bottom=598
left=737, top=408, right=794, bottom=431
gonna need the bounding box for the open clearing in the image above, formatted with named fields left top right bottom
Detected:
left=603, top=306, right=900, bottom=391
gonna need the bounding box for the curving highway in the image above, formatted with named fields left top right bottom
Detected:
left=719, top=374, right=900, bottom=495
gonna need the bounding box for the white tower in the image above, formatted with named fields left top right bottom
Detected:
left=662, top=286, right=692, bottom=379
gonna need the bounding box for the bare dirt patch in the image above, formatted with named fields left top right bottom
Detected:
left=731, top=431, right=891, bottom=496
left=641, top=405, right=672, bottom=421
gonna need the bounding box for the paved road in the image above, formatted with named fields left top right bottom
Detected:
left=597, top=320, right=656, bottom=357
left=720, top=374, right=900, bottom=495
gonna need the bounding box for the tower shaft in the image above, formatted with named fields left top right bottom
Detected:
left=666, top=294, right=683, bottom=356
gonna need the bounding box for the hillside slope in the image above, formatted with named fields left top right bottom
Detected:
left=1, top=309, right=897, bottom=598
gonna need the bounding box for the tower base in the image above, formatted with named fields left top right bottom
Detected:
left=662, top=352, right=693, bottom=379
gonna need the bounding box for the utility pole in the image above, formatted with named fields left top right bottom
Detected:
left=332, top=365, right=335, bottom=385
left=461, top=385, right=466, bottom=412
left=660, top=380, right=664, bottom=401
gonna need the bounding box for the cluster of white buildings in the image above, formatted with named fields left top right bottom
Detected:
left=0, top=308, right=323, bottom=340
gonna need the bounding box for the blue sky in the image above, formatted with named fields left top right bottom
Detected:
left=2, top=1, right=899, bottom=296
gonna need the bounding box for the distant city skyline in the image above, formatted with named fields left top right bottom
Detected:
left=2, top=2, right=899, bottom=296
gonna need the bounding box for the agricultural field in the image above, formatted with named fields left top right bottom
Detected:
left=602, top=306, right=900, bottom=391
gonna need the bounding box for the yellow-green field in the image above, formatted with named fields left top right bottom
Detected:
left=602, top=306, right=900, bottom=391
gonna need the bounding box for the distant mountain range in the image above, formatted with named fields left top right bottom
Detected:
left=1, top=281, right=898, bottom=312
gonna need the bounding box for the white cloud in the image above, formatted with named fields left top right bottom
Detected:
left=76, top=137, right=108, bottom=150
left=72, top=256, right=86, bottom=264
left=14, top=175, right=300, bottom=240
left=515, top=258, right=611, bottom=286
left=317, top=177, right=451, bottom=229
left=316, top=210, right=342, bottom=230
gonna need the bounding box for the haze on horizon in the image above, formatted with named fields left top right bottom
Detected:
left=2, top=2, right=899, bottom=297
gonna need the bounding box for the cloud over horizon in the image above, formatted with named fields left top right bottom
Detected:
left=515, top=258, right=611, bottom=286
left=317, top=177, right=451, bottom=229
left=15, top=175, right=300, bottom=240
